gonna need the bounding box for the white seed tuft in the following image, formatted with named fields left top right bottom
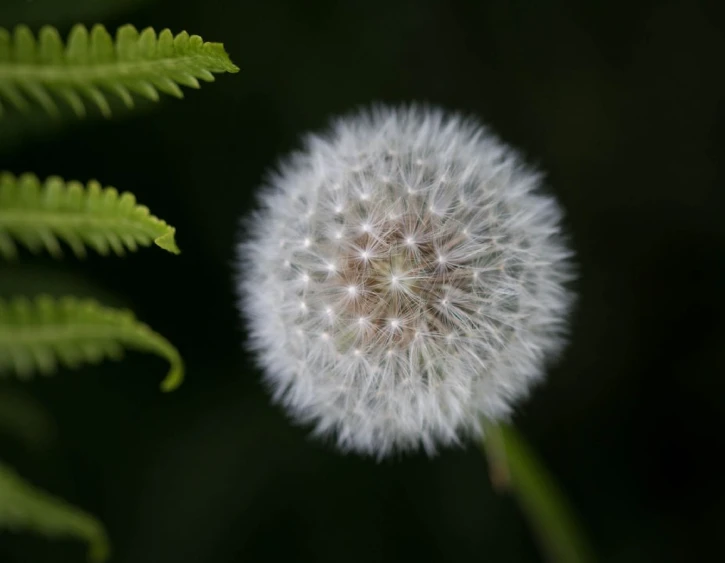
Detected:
left=236, top=104, right=575, bottom=458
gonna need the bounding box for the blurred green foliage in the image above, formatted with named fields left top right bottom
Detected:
left=0, top=6, right=237, bottom=560
left=0, top=461, right=109, bottom=561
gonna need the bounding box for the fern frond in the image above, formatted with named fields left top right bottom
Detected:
left=0, top=23, right=239, bottom=118
left=0, top=295, right=183, bottom=391
left=0, top=460, right=109, bottom=562
left=0, top=172, right=179, bottom=259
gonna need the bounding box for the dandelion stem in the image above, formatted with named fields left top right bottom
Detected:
left=481, top=421, right=596, bottom=563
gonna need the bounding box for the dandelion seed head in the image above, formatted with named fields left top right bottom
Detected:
left=237, top=104, right=575, bottom=458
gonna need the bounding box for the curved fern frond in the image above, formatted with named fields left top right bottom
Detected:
left=0, top=460, right=110, bottom=562
left=0, top=295, right=183, bottom=391
left=0, top=172, right=179, bottom=259
left=0, top=23, right=239, bottom=118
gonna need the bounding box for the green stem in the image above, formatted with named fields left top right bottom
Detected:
left=0, top=58, right=205, bottom=82
left=481, top=421, right=596, bottom=563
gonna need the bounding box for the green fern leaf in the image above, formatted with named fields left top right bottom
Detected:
left=0, top=171, right=179, bottom=259
left=0, top=23, right=239, bottom=118
left=0, top=295, right=183, bottom=391
left=0, top=460, right=110, bottom=562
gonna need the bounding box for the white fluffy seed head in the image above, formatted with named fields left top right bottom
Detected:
left=236, top=104, right=575, bottom=458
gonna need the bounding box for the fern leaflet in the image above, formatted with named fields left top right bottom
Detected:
left=0, top=172, right=179, bottom=259
left=0, top=460, right=110, bottom=562
left=0, top=295, right=183, bottom=391
left=0, top=23, right=239, bottom=117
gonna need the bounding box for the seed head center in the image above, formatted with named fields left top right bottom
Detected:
left=328, top=212, right=469, bottom=349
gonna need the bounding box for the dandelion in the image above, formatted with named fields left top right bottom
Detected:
left=236, top=105, right=575, bottom=458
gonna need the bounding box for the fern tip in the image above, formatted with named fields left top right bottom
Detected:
left=160, top=365, right=184, bottom=392
left=154, top=228, right=180, bottom=254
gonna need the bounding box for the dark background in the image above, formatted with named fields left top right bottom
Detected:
left=1, top=0, right=725, bottom=561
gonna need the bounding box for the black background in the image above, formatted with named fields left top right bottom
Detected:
left=1, top=0, right=725, bottom=561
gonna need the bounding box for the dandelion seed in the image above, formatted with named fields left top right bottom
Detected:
left=236, top=104, right=575, bottom=458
